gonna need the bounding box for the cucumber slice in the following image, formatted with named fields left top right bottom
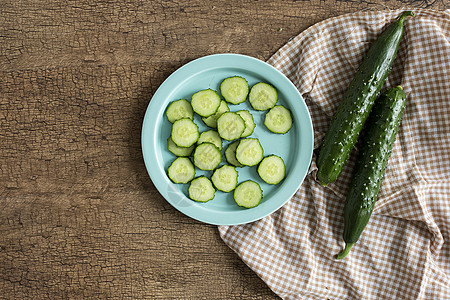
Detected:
left=220, top=76, right=249, bottom=104
left=249, top=82, right=278, bottom=111
left=189, top=176, right=215, bottom=202
left=193, top=142, right=222, bottom=171
left=224, top=140, right=244, bottom=168
left=234, top=180, right=262, bottom=208
left=236, top=138, right=263, bottom=166
left=217, top=112, right=245, bottom=141
left=171, top=118, right=199, bottom=148
left=167, top=137, right=195, bottom=157
left=191, top=89, right=221, bottom=117
left=202, top=100, right=230, bottom=128
left=264, top=105, right=293, bottom=134
left=236, top=110, right=256, bottom=137
left=197, top=130, right=222, bottom=150
left=257, top=155, right=286, bottom=184
left=211, top=165, right=238, bottom=192
left=166, top=99, right=194, bottom=123
left=167, top=157, right=195, bottom=184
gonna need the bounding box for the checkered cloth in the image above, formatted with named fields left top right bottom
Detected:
left=219, top=9, right=450, bottom=299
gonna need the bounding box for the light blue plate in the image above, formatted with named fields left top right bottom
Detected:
left=141, top=54, right=313, bottom=225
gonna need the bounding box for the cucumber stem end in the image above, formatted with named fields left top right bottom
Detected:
left=336, top=242, right=355, bottom=259
left=399, top=11, right=415, bottom=24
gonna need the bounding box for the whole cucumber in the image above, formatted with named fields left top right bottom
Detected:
left=336, top=86, right=407, bottom=259
left=317, top=11, right=414, bottom=186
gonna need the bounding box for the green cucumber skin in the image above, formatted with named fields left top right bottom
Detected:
left=317, top=11, right=414, bottom=186
left=342, top=86, right=406, bottom=248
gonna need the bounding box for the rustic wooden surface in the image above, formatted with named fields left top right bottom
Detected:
left=1, top=1, right=447, bottom=299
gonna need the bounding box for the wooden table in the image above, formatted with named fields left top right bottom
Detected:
left=1, top=1, right=446, bottom=298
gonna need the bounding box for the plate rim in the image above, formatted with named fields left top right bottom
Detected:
left=141, top=53, right=313, bottom=225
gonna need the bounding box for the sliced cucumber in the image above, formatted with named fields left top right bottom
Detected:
left=257, top=155, right=285, bottom=184
left=168, top=157, right=195, bottom=184
left=188, top=176, right=215, bottom=202
left=234, top=180, right=263, bottom=208
left=225, top=140, right=244, bottom=168
left=171, top=118, right=199, bottom=148
left=193, top=142, right=222, bottom=171
left=249, top=82, right=278, bottom=111
left=211, top=165, right=238, bottom=192
left=236, top=138, right=263, bottom=166
left=217, top=112, right=246, bottom=141
left=167, top=137, right=195, bottom=157
left=202, top=100, right=230, bottom=128
left=191, top=89, right=221, bottom=117
left=236, top=110, right=256, bottom=137
left=166, top=99, right=194, bottom=123
left=264, top=105, right=293, bottom=134
left=220, top=76, right=249, bottom=105
left=197, top=130, right=222, bottom=150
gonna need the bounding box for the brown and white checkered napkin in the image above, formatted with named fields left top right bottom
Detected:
left=219, top=9, right=450, bottom=299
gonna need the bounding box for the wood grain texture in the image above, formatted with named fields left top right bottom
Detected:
left=0, top=0, right=447, bottom=299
